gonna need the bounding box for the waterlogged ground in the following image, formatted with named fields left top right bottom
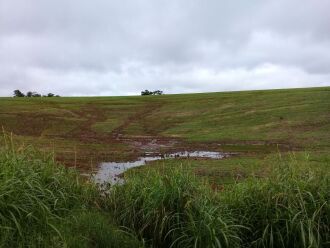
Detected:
left=0, top=87, right=329, bottom=184
left=93, top=151, right=229, bottom=184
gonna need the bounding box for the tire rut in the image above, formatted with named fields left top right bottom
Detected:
left=111, top=102, right=164, bottom=139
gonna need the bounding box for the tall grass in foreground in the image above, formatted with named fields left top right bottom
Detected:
left=222, top=154, right=330, bottom=248
left=0, top=134, right=141, bottom=247
left=107, top=166, right=242, bottom=247
left=107, top=156, right=329, bottom=248
left=1, top=131, right=329, bottom=247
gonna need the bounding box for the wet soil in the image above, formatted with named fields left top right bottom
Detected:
left=7, top=103, right=296, bottom=172
left=93, top=150, right=231, bottom=185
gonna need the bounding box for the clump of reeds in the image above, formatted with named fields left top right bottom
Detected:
left=222, top=153, right=329, bottom=247
left=0, top=132, right=141, bottom=247
left=1, top=129, right=328, bottom=247
left=107, top=166, right=242, bottom=247
left=107, top=155, right=329, bottom=247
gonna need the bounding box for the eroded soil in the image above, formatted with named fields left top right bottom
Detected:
left=1, top=101, right=300, bottom=172
left=51, top=103, right=295, bottom=172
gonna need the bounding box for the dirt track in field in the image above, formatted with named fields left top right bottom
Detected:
left=2, top=103, right=296, bottom=170
left=111, top=102, right=164, bottom=139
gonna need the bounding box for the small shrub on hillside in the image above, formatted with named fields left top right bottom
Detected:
left=13, top=89, right=25, bottom=97
left=141, top=89, right=164, bottom=95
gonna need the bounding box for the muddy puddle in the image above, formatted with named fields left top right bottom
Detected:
left=93, top=151, right=228, bottom=185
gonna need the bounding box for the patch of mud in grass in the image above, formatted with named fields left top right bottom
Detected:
left=93, top=150, right=230, bottom=185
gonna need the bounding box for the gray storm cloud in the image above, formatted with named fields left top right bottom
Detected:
left=0, top=0, right=329, bottom=96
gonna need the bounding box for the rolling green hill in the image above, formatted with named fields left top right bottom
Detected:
left=0, top=86, right=329, bottom=247
left=1, top=87, right=329, bottom=165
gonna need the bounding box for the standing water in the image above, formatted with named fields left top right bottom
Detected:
left=93, top=151, right=227, bottom=185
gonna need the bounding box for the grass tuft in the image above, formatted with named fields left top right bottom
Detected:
left=0, top=132, right=141, bottom=247
left=107, top=166, right=242, bottom=248
left=107, top=156, right=329, bottom=247
left=1, top=131, right=328, bottom=247
left=222, top=154, right=330, bottom=247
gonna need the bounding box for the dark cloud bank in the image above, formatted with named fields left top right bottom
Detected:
left=0, top=0, right=329, bottom=96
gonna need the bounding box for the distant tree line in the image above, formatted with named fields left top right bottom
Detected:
left=141, top=90, right=163, bottom=96
left=13, top=90, right=60, bottom=98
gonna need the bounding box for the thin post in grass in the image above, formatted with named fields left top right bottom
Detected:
left=52, top=142, right=55, bottom=163
left=276, top=144, right=282, bottom=160
left=74, top=145, right=77, bottom=169
left=90, top=157, right=94, bottom=175
left=1, top=126, right=8, bottom=149
left=9, top=131, right=15, bottom=155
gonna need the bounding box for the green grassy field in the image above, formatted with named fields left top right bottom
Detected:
left=0, top=87, right=329, bottom=247
left=0, top=138, right=328, bottom=247
left=0, top=86, right=329, bottom=180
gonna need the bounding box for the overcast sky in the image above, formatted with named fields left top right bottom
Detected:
left=0, top=0, right=329, bottom=96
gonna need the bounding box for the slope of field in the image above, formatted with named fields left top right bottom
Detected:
left=0, top=87, right=329, bottom=246
left=1, top=134, right=329, bottom=247
left=0, top=87, right=329, bottom=178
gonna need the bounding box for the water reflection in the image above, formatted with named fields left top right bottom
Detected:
left=93, top=151, right=227, bottom=185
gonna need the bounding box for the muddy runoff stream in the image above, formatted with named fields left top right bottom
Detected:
left=93, top=151, right=229, bottom=185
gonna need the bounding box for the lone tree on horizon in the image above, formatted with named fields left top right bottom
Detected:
left=141, top=90, right=164, bottom=96
left=153, top=90, right=163, bottom=95
left=26, top=91, right=41, bottom=97
left=13, top=90, right=25, bottom=97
